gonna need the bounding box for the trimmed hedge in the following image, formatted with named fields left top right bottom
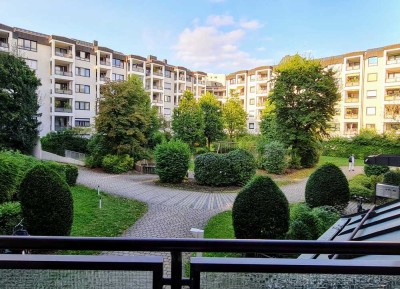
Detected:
left=155, top=140, right=191, bottom=183
left=194, top=149, right=256, bottom=186
left=232, top=176, right=289, bottom=239
left=41, top=130, right=88, bottom=156
left=102, top=154, right=134, bottom=174
left=19, top=165, right=73, bottom=236
left=0, top=202, right=22, bottom=235
left=0, top=157, right=19, bottom=204
left=349, top=184, right=374, bottom=200
left=305, top=163, right=350, bottom=208
left=364, top=164, right=390, bottom=177
left=383, top=170, right=400, bottom=186
left=261, top=141, right=287, bottom=174
left=65, top=164, right=79, bottom=186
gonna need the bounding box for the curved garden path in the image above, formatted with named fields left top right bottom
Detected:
left=77, top=166, right=363, bottom=276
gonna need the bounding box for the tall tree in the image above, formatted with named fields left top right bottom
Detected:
left=172, top=90, right=205, bottom=148
left=0, top=53, right=41, bottom=154
left=222, top=91, right=247, bottom=139
left=199, top=92, right=224, bottom=149
left=95, top=75, right=157, bottom=159
left=269, top=54, right=340, bottom=167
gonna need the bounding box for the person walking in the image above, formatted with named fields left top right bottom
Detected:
left=349, top=154, right=355, bottom=171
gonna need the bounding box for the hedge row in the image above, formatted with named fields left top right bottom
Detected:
left=194, top=149, right=256, bottom=186
left=0, top=202, right=22, bottom=235
left=41, top=130, right=89, bottom=156
left=0, top=151, right=78, bottom=204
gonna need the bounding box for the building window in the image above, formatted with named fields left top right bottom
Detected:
left=250, top=87, right=255, bottom=93
left=164, top=108, right=171, bottom=115
left=75, top=84, right=90, bottom=94
left=366, top=107, right=376, bottom=115
left=249, top=123, right=255, bottom=129
left=250, top=99, right=255, bottom=105
left=165, top=70, right=172, bottom=78
left=328, top=123, right=340, bottom=132
left=248, top=110, right=255, bottom=118
left=164, top=95, right=171, bottom=102
left=76, top=51, right=90, bottom=61
left=75, top=67, right=90, bottom=77
left=367, top=73, right=377, bottom=82
left=366, top=90, right=377, bottom=98
left=366, top=124, right=376, bottom=130
left=229, top=79, right=236, bottom=84
left=250, top=75, right=256, bottom=82
left=165, top=82, right=171, bottom=90
left=112, top=73, right=124, bottom=81
left=18, top=38, right=37, bottom=52
left=112, top=58, right=124, bottom=68
left=368, top=57, right=378, bottom=66
left=24, top=59, right=37, bottom=70
left=75, top=101, right=90, bottom=110
left=75, top=118, right=90, bottom=127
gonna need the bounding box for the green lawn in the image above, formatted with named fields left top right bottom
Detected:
left=67, top=185, right=148, bottom=254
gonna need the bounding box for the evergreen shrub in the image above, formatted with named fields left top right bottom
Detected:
left=41, top=130, right=88, bottom=156
left=364, top=164, right=390, bottom=177
left=154, top=140, right=191, bottom=183
left=383, top=170, right=400, bottom=186
left=261, top=141, right=287, bottom=174
left=305, top=163, right=350, bottom=208
left=64, top=164, right=79, bottom=186
left=232, top=176, right=289, bottom=239
left=0, top=202, right=22, bottom=235
left=102, top=154, right=134, bottom=174
left=19, top=165, right=73, bottom=236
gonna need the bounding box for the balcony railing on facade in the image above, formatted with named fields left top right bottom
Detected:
left=54, top=125, right=72, bottom=131
left=113, top=63, right=124, bottom=69
left=344, top=128, right=358, bottom=135
left=346, top=63, right=360, bottom=70
left=54, top=70, right=73, bottom=77
left=100, top=76, right=110, bottom=82
left=386, top=77, right=400, bottom=83
left=76, top=56, right=90, bottom=62
left=100, top=60, right=111, bottom=66
left=345, top=81, right=360, bottom=87
left=385, top=93, right=400, bottom=101
left=152, top=99, right=163, bottom=104
left=0, top=42, right=9, bottom=49
left=131, top=66, right=144, bottom=73
left=257, top=89, right=268, bottom=94
left=55, top=50, right=73, bottom=58
left=54, top=107, right=72, bottom=113
left=178, top=76, right=185, bottom=81
left=257, top=76, right=268, bottom=81
left=345, top=97, right=359, bottom=103
left=153, top=71, right=163, bottom=77
left=153, top=85, right=163, bottom=90
left=54, top=88, right=73, bottom=95
left=344, top=113, right=359, bottom=119
left=237, top=79, right=245, bottom=84
left=387, top=57, right=400, bottom=65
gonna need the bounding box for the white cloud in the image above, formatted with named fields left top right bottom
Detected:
left=206, top=15, right=235, bottom=27
left=239, top=19, right=263, bottom=30
left=174, top=23, right=272, bottom=72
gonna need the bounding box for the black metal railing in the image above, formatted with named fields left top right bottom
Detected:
left=0, top=237, right=400, bottom=289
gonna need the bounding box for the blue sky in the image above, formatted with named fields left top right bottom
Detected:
left=0, top=0, right=399, bottom=73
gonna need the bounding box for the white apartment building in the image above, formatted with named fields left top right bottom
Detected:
left=1, top=22, right=399, bottom=137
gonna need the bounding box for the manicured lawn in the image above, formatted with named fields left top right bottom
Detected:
left=67, top=185, right=147, bottom=254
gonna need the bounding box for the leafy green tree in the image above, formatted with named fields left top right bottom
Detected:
left=199, top=92, right=224, bottom=149
left=222, top=91, right=247, bottom=139
left=269, top=54, right=340, bottom=167
left=95, top=75, right=157, bottom=160
left=172, top=90, right=205, bottom=148
left=0, top=53, right=41, bottom=153
left=260, top=100, right=280, bottom=141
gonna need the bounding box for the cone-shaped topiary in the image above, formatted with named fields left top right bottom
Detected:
left=232, top=176, right=289, bottom=239
left=305, top=163, right=350, bottom=208
left=19, top=164, right=73, bottom=236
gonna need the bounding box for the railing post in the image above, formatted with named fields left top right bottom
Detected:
left=171, top=251, right=182, bottom=289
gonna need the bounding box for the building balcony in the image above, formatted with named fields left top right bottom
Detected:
left=153, top=71, right=163, bottom=77
left=178, top=76, right=185, bottom=81
left=0, top=42, right=9, bottom=51
left=344, top=114, right=359, bottom=119
left=131, top=67, right=144, bottom=73
left=387, top=56, right=400, bottom=65
left=55, top=50, right=72, bottom=58
left=346, top=64, right=360, bottom=71
left=152, top=99, right=163, bottom=104
left=385, top=93, right=400, bottom=101
left=100, top=60, right=111, bottom=66
left=113, top=63, right=124, bottom=69
left=55, top=125, right=72, bottom=131
left=54, top=70, right=73, bottom=77
left=153, top=85, right=163, bottom=90
left=257, top=76, right=268, bottom=81
left=386, top=77, right=400, bottom=83
left=345, top=81, right=360, bottom=87
left=54, top=107, right=72, bottom=113
left=54, top=88, right=73, bottom=95
left=345, top=97, right=359, bottom=103
left=257, top=89, right=268, bottom=94
left=100, top=76, right=110, bottom=82
left=237, top=79, right=245, bottom=84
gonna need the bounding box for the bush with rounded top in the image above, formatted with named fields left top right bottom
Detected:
left=102, top=154, right=134, bottom=174
left=155, top=140, right=191, bottom=183
left=305, top=163, right=350, bottom=208
left=364, top=164, right=390, bottom=177
left=226, top=149, right=256, bottom=185
left=64, top=164, right=79, bottom=186
left=19, top=165, right=73, bottom=236
left=0, top=202, right=22, bottom=235
left=383, top=170, right=400, bottom=186
left=232, top=176, right=289, bottom=239
left=0, top=157, right=19, bottom=204
left=261, top=141, right=287, bottom=174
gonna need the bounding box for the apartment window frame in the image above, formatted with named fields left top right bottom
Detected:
left=366, top=107, right=376, bottom=116
left=368, top=57, right=378, bottom=66
left=249, top=123, right=255, bottom=129
left=75, top=118, right=90, bottom=128
left=75, top=84, right=90, bottom=94
left=18, top=38, right=37, bottom=52
left=165, top=70, right=172, bottom=78
left=164, top=108, right=171, bottom=116
left=75, top=67, right=90, bottom=77
left=250, top=86, right=256, bottom=93
left=328, top=122, right=340, bottom=132
left=112, top=73, right=125, bottom=81
left=75, top=101, right=90, bottom=110
left=165, top=82, right=172, bottom=90
left=164, top=95, right=171, bottom=102
left=367, top=73, right=377, bottom=82
left=112, top=58, right=124, bottom=69
left=366, top=124, right=376, bottom=130
left=249, top=99, right=255, bottom=105
left=76, top=51, right=90, bottom=61
left=24, top=58, right=37, bottom=71
left=366, top=90, right=377, bottom=98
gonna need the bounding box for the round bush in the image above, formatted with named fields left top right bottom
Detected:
left=64, top=164, right=79, bottom=186
left=19, top=165, right=73, bottom=236
left=232, top=176, right=289, bottom=239
left=349, top=174, right=372, bottom=189
left=364, top=164, right=390, bottom=177
left=194, top=153, right=231, bottom=186
left=226, top=149, right=256, bottom=185
left=349, top=184, right=374, bottom=200
left=155, top=140, right=191, bottom=183
left=261, top=141, right=287, bottom=174
left=383, top=170, right=400, bottom=186
left=305, top=163, right=350, bottom=208
left=102, top=154, right=134, bottom=174
left=0, top=157, right=19, bottom=204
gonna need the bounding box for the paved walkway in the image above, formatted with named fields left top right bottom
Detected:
left=77, top=166, right=364, bottom=277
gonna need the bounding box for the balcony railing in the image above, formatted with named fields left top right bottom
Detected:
left=153, top=71, right=163, bottom=77
left=152, top=99, right=163, bottom=103
left=55, top=50, right=72, bottom=58
left=145, top=85, right=151, bottom=90
left=345, top=81, right=360, bottom=87
left=179, top=77, right=185, bottom=81
left=54, top=125, right=72, bottom=131
left=75, top=56, right=90, bottom=62
left=385, top=93, right=400, bottom=101
left=346, top=64, right=360, bottom=70
left=54, top=88, right=73, bottom=95
left=153, top=85, right=163, bottom=90
left=100, top=60, right=111, bottom=66
left=345, top=97, right=359, bottom=103
left=1, top=237, right=400, bottom=289
left=113, top=63, right=124, bottom=69
left=345, top=113, right=359, bottom=119
left=0, top=42, right=9, bottom=49
left=257, top=89, right=268, bottom=94
left=257, top=76, right=268, bottom=81
left=386, top=77, right=400, bottom=83
left=387, top=58, right=400, bottom=65
left=100, top=76, right=110, bottom=82
left=237, top=79, right=245, bottom=84
left=132, top=66, right=144, bottom=73
left=55, top=70, right=73, bottom=77
left=55, top=107, right=72, bottom=113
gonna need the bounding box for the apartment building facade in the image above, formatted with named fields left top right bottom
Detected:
left=1, top=22, right=399, bottom=137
